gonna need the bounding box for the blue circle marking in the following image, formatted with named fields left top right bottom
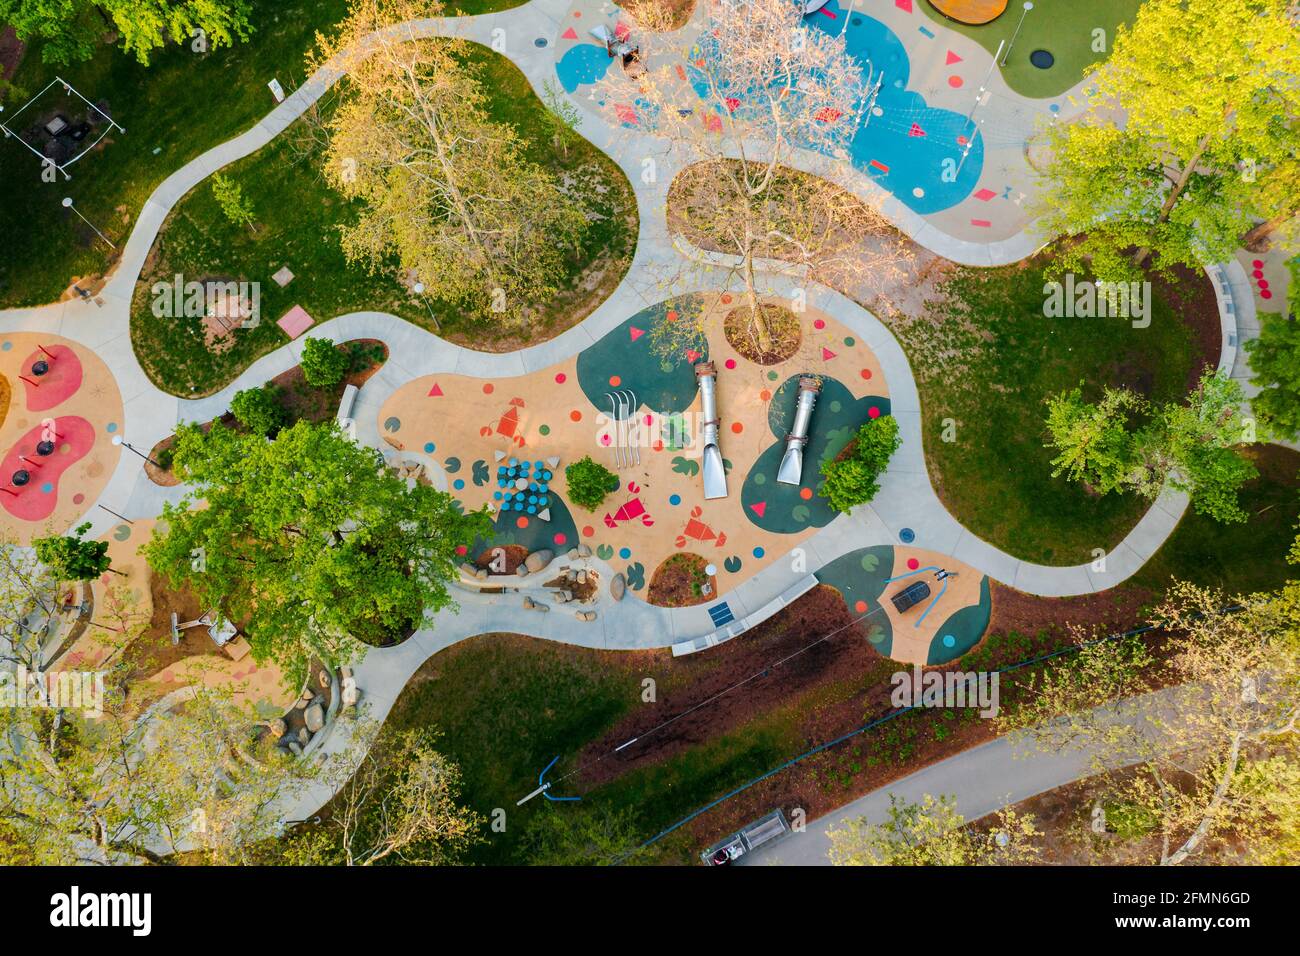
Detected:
left=899, top=527, right=915, bottom=544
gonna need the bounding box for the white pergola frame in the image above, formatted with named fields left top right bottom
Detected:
left=0, top=76, right=126, bottom=181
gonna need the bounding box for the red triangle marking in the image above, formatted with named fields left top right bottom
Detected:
left=428, top=383, right=444, bottom=397
left=685, top=348, right=702, bottom=363
left=562, top=26, right=577, bottom=40
left=946, top=50, right=962, bottom=66
left=750, top=501, right=767, bottom=517
left=908, top=122, right=926, bottom=137
left=630, top=326, right=645, bottom=341
left=822, top=347, right=837, bottom=360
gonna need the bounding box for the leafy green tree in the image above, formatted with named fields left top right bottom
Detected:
left=142, top=421, right=492, bottom=686
left=1045, top=372, right=1257, bottom=523
left=0, top=0, right=253, bottom=67
left=315, top=0, right=588, bottom=325
left=515, top=804, right=644, bottom=866
left=1030, top=0, right=1300, bottom=281
left=828, top=794, right=1041, bottom=866
left=1244, top=269, right=1300, bottom=440
left=564, top=456, right=618, bottom=510
left=300, top=337, right=349, bottom=388
left=819, top=415, right=900, bottom=513
left=1044, top=383, right=1144, bottom=494
left=230, top=383, right=287, bottom=437
left=32, top=521, right=117, bottom=580
left=540, top=78, right=582, bottom=161
left=211, top=173, right=256, bottom=232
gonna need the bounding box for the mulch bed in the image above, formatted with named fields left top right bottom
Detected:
left=646, top=552, right=715, bottom=607
left=144, top=339, right=387, bottom=486
left=723, top=304, right=801, bottom=365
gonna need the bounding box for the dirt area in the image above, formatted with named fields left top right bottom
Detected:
left=545, top=569, right=598, bottom=602
left=477, top=543, right=530, bottom=575
left=723, top=304, right=801, bottom=365
left=0, top=28, right=26, bottom=86
left=616, top=0, right=696, bottom=31
left=577, top=584, right=892, bottom=788
left=120, top=576, right=225, bottom=690
left=646, top=552, right=715, bottom=607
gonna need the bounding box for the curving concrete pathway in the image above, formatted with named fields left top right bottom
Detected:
left=0, top=1, right=1261, bottom=828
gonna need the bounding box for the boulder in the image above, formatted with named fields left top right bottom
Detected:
left=460, top=562, right=477, bottom=577
left=288, top=741, right=303, bottom=756
left=524, top=549, right=554, bottom=574
left=575, top=611, right=596, bottom=622
left=340, top=666, right=353, bottom=680
left=567, top=548, right=580, bottom=560
left=297, top=727, right=310, bottom=745
left=294, top=698, right=309, bottom=710
left=475, top=568, right=488, bottom=580
left=341, top=681, right=360, bottom=708
left=577, top=544, right=592, bottom=558
left=610, top=573, right=626, bottom=602
left=268, top=718, right=287, bottom=738
left=304, top=704, right=325, bottom=733
left=318, top=670, right=330, bottom=689
left=522, top=595, right=535, bottom=609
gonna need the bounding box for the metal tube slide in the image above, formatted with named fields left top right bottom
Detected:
left=695, top=361, right=728, bottom=499
left=777, top=375, right=821, bottom=485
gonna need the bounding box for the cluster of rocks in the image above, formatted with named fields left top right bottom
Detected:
left=521, top=595, right=549, bottom=612
left=517, top=549, right=554, bottom=576
left=268, top=668, right=339, bottom=756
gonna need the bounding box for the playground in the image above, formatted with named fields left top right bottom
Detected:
left=0, top=332, right=123, bottom=542
left=377, top=292, right=992, bottom=664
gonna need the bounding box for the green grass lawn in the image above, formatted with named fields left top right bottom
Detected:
left=1131, top=443, right=1300, bottom=597
left=0, top=0, right=526, bottom=308
left=921, top=0, right=1142, bottom=99
left=902, top=256, right=1214, bottom=565
left=128, top=44, right=637, bottom=395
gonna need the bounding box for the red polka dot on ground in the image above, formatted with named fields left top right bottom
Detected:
left=724, top=358, right=736, bottom=369
left=555, top=372, right=567, bottom=384
left=482, top=383, right=494, bottom=394
left=760, top=389, right=771, bottom=401
left=73, top=493, right=85, bottom=505
left=582, top=525, right=595, bottom=537
left=455, top=545, right=468, bottom=555
left=553, top=533, right=567, bottom=546
left=860, top=368, right=872, bottom=380
left=730, top=421, right=743, bottom=434
left=609, top=375, right=621, bottom=387
left=516, top=516, right=529, bottom=529
left=720, top=293, right=733, bottom=304
left=948, top=75, right=963, bottom=88
left=570, top=410, right=582, bottom=422
left=799, top=487, right=813, bottom=500
left=855, top=600, right=867, bottom=613
left=907, top=557, right=919, bottom=570
left=868, top=406, right=881, bottom=418
left=813, top=319, right=825, bottom=329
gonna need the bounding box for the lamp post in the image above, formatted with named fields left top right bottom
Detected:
left=1001, top=2, right=1034, bottom=66
left=111, top=434, right=161, bottom=468
left=61, top=197, right=115, bottom=250
left=412, top=282, right=442, bottom=332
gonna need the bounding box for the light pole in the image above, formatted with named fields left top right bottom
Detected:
left=112, top=434, right=161, bottom=468
left=1001, top=2, right=1034, bottom=66
left=61, top=197, right=115, bottom=250
left=412, top=281, right=442, bottom=332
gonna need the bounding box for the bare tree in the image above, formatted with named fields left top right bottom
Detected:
left=601, top=0, right=909, bottom=349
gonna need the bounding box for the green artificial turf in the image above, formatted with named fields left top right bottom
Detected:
left=920, top=0, right=1142, bottom=99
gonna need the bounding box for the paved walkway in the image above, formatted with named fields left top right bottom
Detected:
left=0, top=2, right=1272, bottom=829
left=742, top=684, right=1190, bottom=866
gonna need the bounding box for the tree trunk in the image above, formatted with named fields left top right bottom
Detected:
left=1164, top=731, right=1244, bottom=865
left=742, top=247, right=774, bottom=353
left=1133, top=132, right=1215, bottom=269
left=1241, top=213, right=1292, bottom=252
